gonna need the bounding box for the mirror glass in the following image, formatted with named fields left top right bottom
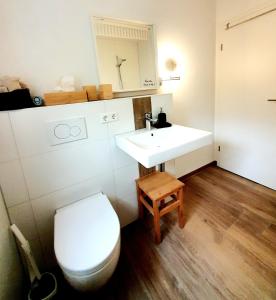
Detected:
left=92, top=17, right=158, bottom=92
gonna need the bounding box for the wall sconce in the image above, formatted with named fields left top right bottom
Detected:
left=160, top=58, right=181, bottom=82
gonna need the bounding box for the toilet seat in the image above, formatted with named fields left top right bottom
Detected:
left=54, top=193, right=120, bottom=277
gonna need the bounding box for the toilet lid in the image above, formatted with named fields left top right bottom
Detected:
left=54, top=193, right=120, bottom=276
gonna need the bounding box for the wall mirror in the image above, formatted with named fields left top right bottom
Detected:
left=91, top=17, right=159, bottom=92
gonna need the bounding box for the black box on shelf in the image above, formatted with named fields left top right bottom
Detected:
left=0, top=88, right=34, bottom=111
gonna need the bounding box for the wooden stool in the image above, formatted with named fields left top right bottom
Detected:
left=136, top=171, right=185, bottom=244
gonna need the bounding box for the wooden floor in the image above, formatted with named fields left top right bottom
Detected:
left=58, top=166, right=276, bottom=300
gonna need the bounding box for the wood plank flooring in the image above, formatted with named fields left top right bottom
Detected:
left=57, top=166, right=276, bottom=300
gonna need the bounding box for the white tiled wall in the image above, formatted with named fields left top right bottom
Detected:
left=21, top=140, right=112, bottom=199
left=0, top=160, right=29, bottom=207
left=9, top=102, right=109, bottom=157
left=0, top=94, right=173, bottom=269
left=8, top=202, right=38, bottom=241
left=0, top=112, right=18, bottom=162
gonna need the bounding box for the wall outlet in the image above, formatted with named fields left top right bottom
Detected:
left=100, top=112, right=119, bottom=123
left=100, top=113, right=109, bottom=123
left=109, top=112, right=119, bottom=122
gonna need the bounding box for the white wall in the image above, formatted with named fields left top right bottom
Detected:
left=216, top=0, right=275, bottom=24
left=0, top=0, right=216, bottom=177
left=0, top=192, right=23, bottom=300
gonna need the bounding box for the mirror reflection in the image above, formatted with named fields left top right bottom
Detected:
left=92, top=17, right=158, bottom=91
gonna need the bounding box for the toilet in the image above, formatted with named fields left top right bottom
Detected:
left=54, top=193, right=120, bottom=292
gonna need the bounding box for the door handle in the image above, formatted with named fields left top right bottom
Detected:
left=267, top=99, right=276, bottom=101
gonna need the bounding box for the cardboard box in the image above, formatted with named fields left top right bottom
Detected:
left=44, top=91, right=87, bottom=106
left=98, top=84, right=113, bottom=100
left=82, top=85, right=98, bottom=101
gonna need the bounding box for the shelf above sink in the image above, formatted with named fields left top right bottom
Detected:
left=115, top=125, right=213, bottom=168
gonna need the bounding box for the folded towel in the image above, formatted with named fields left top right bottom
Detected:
left=0, top=76, right=22, bottom=92
left=0, top=86, right=8, bottom=93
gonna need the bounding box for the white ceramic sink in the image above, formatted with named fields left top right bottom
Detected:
left=115, top=125, right=213, bottom=168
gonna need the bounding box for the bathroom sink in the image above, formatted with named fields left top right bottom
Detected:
left=115, top=125, right=213, bottom=168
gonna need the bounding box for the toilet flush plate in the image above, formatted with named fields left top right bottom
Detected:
left=47, top=117, right=88, bottom=146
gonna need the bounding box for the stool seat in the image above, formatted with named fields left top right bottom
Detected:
left=136, top=171, right=185, bottom=244
left=137, top=171, right=184, bottom=202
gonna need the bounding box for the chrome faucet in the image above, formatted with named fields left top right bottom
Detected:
left=145, top=112, right=157, bottom=130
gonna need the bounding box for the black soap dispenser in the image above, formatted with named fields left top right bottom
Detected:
left=154, top=107, right=172, bottom=128
left=158, top=107, right=166, bottom=124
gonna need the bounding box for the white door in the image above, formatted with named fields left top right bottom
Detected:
left=216, top=11, right=276, bottom=190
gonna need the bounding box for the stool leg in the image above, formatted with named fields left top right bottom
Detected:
left=136, top=185, right=144, bottom=219
left=178, top=187, right=185, bottom=228
left=153, top=201, right=161, bottom=244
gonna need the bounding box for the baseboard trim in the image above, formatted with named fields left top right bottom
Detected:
left=178, top=161, right=217, bottom=181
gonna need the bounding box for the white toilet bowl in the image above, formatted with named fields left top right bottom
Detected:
left=54, top=193, right=120, bottom=292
